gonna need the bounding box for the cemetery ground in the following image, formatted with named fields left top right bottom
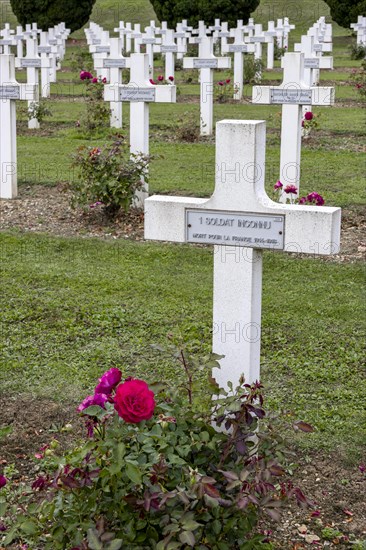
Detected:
left=0, top=32, right=365, bottom=550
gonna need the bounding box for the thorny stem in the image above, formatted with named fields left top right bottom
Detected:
left=180, top=349, right=192, bottom=405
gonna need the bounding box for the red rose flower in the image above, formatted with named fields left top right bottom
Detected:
left=114, top=379, right=155, bottom=423
left=304, top=111, right=313, bottom=120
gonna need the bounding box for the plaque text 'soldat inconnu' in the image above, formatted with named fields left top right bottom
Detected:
left=186, top=210, right=285, bottom=249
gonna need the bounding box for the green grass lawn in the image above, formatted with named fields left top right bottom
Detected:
left=0, top=232, right=365, bottom=460
left=1, top=3, right=365, bottom=467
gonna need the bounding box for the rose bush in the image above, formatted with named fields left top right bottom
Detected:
left=2, top=346, right=313, bottom=549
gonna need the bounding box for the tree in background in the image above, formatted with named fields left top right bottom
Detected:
left=149, top=0, right=260, bottom=29
left=323, top=0, right=366, bottom=28
left=10, top=0, right=97, bottom=33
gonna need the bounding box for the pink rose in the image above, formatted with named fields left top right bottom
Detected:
left=168, top=76, right=174, bottom=81
left=114, top=379, right=155, bottom=423
left=274, top=180, right=283, bottom=190
left=158, top=75, right=164, bottom=82
left=95, top=368, right=122, bottom=395
left=0, top=475, right=7, bottom=489
left=149, top=78, right=156, bottom=85
left=77, top=393, right=109, bottom=413
left=226, top=78, right=231, bottom=84
left=284, top=185, right=298, bottom=194
left=102, top=77, right=107, bottom=83
left=218, top=81, right=224, bottom=86
left=304, top=111, right=313, bottom=121
left=92, top=77, right=98, bottom=83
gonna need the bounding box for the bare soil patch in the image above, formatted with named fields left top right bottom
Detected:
left=0, top=185, right=365, bottom=263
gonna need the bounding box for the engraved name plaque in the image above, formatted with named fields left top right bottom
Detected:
left=21, top=59, right=42, bottom=68
left=193, top=58, right=218, bottom=69
left=0, top=85, right=20, bottom=100
left=304, top=58, right=320, bottom=69
left=120, top=87, right=156, bottom=102
left=270, top=88, right=312, bottom=104
left=186, top=210, right=285, bottom=249
left=228, top=45, right=248, bottom=52
left=103, top=59, right=127, bottom=68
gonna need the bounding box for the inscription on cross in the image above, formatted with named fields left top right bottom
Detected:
left=144, top=120, right=341, bottom=389
left=252, top=52, right=334, bottom=201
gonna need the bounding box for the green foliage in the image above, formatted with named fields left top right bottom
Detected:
left=79, top=77, right=111, bottom=134
left=322, top=0, right=366, bottom=29
left=176, top=112, right=201, bottom=142
left=149, top=0, right=260, bottom=28
left=3, top=349, right=312, bottom=549
left=27, top=101, right=53, bottom=123
left=70, top=138, right=149, bottom=217
left=243, top=54, right=263, bottom=84
left=10, top=0, right=97, bottom=33
left=350, top=42, right=366, bottom=59
left=350, top=60, right=366, bottom=96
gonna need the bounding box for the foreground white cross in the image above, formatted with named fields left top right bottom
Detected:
left=104, top=53, right=176, bottom=205
left=145, top=120, right=341, bottom=389
left=0, top=54, right=38, bottom=198
left=184, top=36, right=231, bottom=135
left=252, top=52, right=334, bottom=200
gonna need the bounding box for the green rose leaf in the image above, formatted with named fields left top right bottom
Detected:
left=125, top=462, right=142, bottom=484
left=179, top=530, right=196, bottom=547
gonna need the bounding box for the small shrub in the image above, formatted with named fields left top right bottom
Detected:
left=27, top=101, right=53, bottom=123
left=214, top=78, right=238, bottom=103
left=274, top=42, right=287, bottom=60
left=70, top=137, right=149, bottom=217
left=244, top=54, right=263, bottom=84
left=79, top=72, right=111, bottom=134
left=70, top=50, right=93, bottom=73
left=350, top=43, right=366, bottom=60
left=350, top=60, right=366, bottom=97
left=176, top=112, right=201, bottom=142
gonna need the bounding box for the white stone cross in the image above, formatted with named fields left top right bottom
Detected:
left=0, top=53, right=38, bottom=198
left=184, top=36, right=231, bottom=135
left=252, top=53, right=335, bottom=200
left=0, top=25, right=16, bottom=54
left=175, top=23, right=190, bottom=60
left=38, top=32, right=58, bottom=97
left=15, top=36, right=48, bottom=129
left=95, top=37, right=131, bottom=128
left=294, top=34, right=333, bottom=114
left=140, top=26, right=161, bottom=77
left=14, top=26, right=25, bottom=59
left=124, top=23, right=133, bottom=53
left=132, top=24, right=142, bottom=53
left=218, top=22, right=230, bottom=55
left=351, top=16, right=366, bottom=45
left=114, top=20, right=126, bottom=50
left=282, top=17, right=295, bottom=49
left=154, top=29, right=185, bottom=80
left=223, top=25, right=254, bottom=100
left=90, top=30, right=110, bottom=80
left=264, top=21, right=278, bottom=70
left=144, top=120, right=341, bottom=389
left=104, top=53, right=176, bottom=205
left=275, top=19, right=284, bottom=48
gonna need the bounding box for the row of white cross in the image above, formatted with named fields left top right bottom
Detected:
left=0, top=22, right=69, bottom=129
left=0, top=19, right=342, bottom=392
left=0, top=18, right=334, bottom=204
